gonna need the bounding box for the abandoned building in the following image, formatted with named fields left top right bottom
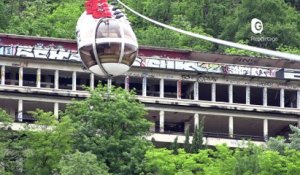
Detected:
left=0, top=33, right=299, bottom=147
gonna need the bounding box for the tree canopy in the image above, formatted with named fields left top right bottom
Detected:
left=0, top=85, right=300, bottom=174
left=0, top=0, right=299, bottom=55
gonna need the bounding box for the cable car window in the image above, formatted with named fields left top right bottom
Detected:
left=96, top=20, right=121, bottom=38
left=79, top=45, right=97, bottom=68
left=122, top=43, right=137, bottom=66
left=96, top=43, right=121, bottom=63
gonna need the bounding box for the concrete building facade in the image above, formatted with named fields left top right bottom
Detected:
left=0, top=34, right=299, bottom=147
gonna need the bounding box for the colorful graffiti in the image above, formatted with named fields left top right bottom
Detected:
left=0, top=44, right=279, bottom=78
left=0, top=45, right=80, bottom=61
left=133, top=57, right=278, bottom=78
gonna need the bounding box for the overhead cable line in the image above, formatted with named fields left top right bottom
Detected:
left=117, top=0, right=300, bottom=62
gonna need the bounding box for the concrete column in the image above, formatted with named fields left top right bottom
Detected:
left=90, top=73, right=94, bottom=90
left=246, top=86, right=250, bottom=105
left=159, top=111, right=164, bottom=133
left=54, top=102, right=59, bottom=119
left=142, top=76, right=147, bottom=97
left=160, top=78, right=164, bottom=98
left=298, top=118, right=300, bottom=128
left=18, top=99, right=23, bottom=122
left=1, top=65, right=5, bottom=85
left=229, top=84, right=233, bottom=103
left=280, top=89, right=285, bottom=108
left=72, top=71, right=77, bottom=91
left=54, top=70, right=59, bottom=89
left=229, top=116, right=234, bottom=138
left=177, top=80, right=182, bottom=99
left=19, top=67, right=23, bottom=86
left=263, top=87, right=268, bottom=106
left=194, top=82, right=199, bottom=101
left=125, top=76, right=129, bottom=90
left=194, top=113, right=199, bottom=129
left=36, top=68, right=41, bottom=88
left=297, top=90, right=300, bottom=109
left=263, top=119, right=268, bottom=140
left=211, top=83, right=216, bottom=102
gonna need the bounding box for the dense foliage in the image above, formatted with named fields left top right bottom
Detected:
left=0, top=85, right=300, bottom=174
left=0, top=0, right=299, bottom=55
left=0, top=85, right=151, bottom=175
left=144, top=145, right=300, bottom=175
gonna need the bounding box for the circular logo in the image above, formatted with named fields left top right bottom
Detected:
left=251, top=18, right=263, bottom=34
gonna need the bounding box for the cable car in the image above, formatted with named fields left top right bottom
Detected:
left=76, top=0, right=138, bottom=77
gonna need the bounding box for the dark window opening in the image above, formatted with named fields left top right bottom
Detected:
left=199, top=83, right=211, bottom=101
left=76, top=72, right=90, bottom=91
left=147, top=78, right=160, bottom=97
left=164, top=122, right=184, bottom=134
left=233, top=86, right=246, bottom=104
left=23, top=68, right=37, bottom=87
left=216, top=84, right=228, bottom=102
left=59, top=71, right=72, bottom=90
left=182, top=81, right=194, bottom=100
left=164, top=80, right=177, bottom=98
left=5, top=67, right=18, bottom=85
left=284, top=90, right=297, bottom=108
left=112, top=76, right=125, bottom=89
left=41, top=70, right=54, bottom=88
left=129, top=77, right=143, bottom=95
left=250, top=87, right=263, bottom=105
left=23, top=74, right=36, bottom=87
left=268, top=88, right=280, bottom=107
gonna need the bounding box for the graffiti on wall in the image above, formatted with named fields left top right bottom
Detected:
left=133, top=57, right=278, bottom=78
left=0, top=45, right=80, bottom=61
left=0, top=44, right=278, bottom=78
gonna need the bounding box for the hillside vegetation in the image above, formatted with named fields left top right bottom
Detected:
left=0, top=0, right=299, bottom=55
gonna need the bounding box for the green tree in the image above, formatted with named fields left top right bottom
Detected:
left=289, top=125, right=300, bottom=150
left=258, top=150, right=287, bottom=175
left=45, top=1, right=83, bottom=38
left=277, top=45, right=300, bottom=55
left=203, top=145, right=236, bottom=175
left=22, top=110, right=74, bottom=175
left=184, top=127, right=190, bottom=153
left=224, top=40, right=262, bottom=57
left=0, top=108, right=12, bottom=125
left=220, top=0, right=300, bottom=49
left=190, top=119, right=204, bottom=153
left=0, top=109, right=13, bottom=175
left=170, top=137, right=179, bottom=155
left=4, top=0, right=82, bottom=38
left=0, top=108, right=25, bottom=174
left=234, top=144, right=262, bottom=175
left=267, top=137, right=287, bottom=154
left=64, top=85, right=152, bottom=175
left=59, top=151, right=109, bottom=175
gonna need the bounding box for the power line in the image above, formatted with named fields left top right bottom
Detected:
left=117, top=0, right=300, bottom=62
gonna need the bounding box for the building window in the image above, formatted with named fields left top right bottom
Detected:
left=198, top=83, right=211, bottom=101
left=233, top=86, right=246, bottom=104
left=216, top=84, right=229, bottom=102
left=250, top=87, right=263, bottom=105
